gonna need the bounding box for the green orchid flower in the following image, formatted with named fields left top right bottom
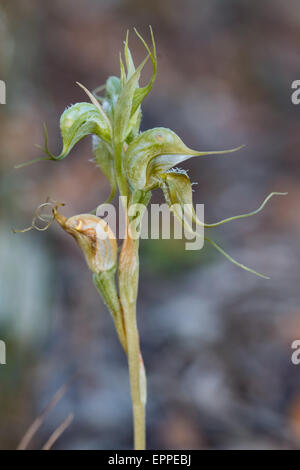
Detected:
left=125, top=127, right=243, bottom=191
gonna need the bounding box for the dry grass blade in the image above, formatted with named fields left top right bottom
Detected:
left=42, top=413, right=74, bottom=450
left=17, top=374, right=77, bottom=450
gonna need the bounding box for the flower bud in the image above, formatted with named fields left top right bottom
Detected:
left=55, top=212, right=117, bottom=274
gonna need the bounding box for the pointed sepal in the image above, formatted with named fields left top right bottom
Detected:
left=126, top=127, right=243, bottom=190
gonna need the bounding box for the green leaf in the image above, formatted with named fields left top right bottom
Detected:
left=126, top=127, right=243, bottom=190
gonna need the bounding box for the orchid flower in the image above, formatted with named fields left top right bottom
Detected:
left=15, top=27, right=286, bottom=450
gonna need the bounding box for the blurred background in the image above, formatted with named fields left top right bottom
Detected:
left=1, top=0, right=300, bottom=450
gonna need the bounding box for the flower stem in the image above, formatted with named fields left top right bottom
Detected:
left=125, top=301, right=146, bottom=450
left=118, top=224, right=146, bottom=450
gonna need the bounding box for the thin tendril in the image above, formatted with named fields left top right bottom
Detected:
left=12, top=198, right=65, bottom=234
left=204, top=192, right=288, bottom=228
left=204, top=235, right=269, bottom=279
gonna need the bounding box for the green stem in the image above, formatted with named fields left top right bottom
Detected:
left=114, top=144, right=150, bottom=448
left=93, top=269, right=127, bottom=354
left=125, top=297, right=146, bottom=450
left=114, top=142, right=128, bottom=199
left=94, top=249, right=146, bottom=449
left=118, top=226, right=146, bottom=450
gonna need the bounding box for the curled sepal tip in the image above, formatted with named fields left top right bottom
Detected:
left=12, top=198, right=65, bottom=233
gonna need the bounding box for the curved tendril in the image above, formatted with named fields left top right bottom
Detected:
left=14, top=156, right=52, bottom=169
left=14, top=123, right=54, bottom=168
left=204, top=236, right=269, bottom=279
left=12, top=198, right=65, bottom=234
left=203, top=192, right=287, bottom=228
